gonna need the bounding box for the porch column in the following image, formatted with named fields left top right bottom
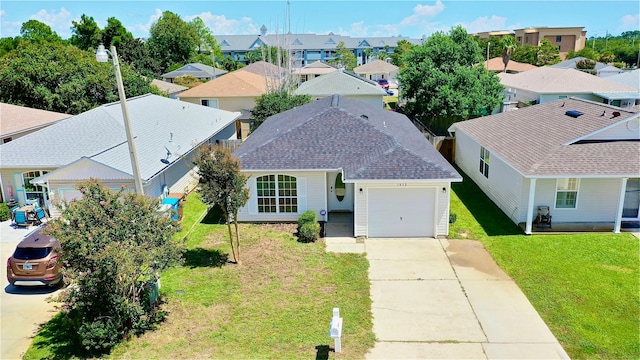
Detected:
left=613, top=178, right=627, bottom=233
left=525, top=178, right=537, bottom=235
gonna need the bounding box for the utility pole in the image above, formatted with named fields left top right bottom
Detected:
left=486, top=42, right=490, bottom=68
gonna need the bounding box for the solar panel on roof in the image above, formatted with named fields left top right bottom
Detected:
left=565, top=110, right=584, bottom=118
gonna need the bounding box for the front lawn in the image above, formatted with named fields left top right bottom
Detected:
left=450, top=169, right=640, bottom=359
left=24, top=194, right=374, bottom=359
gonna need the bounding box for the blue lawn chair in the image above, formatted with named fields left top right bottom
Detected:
left=35, top=206, right=47, bottom=225
left=13, top=210, right=29, bottom=227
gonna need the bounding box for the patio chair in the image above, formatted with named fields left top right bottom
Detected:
left=13, top=210, right=30, bottom=227
left=535, top=206, right=552, bottom=228
left=35, top=206, right=47, bottom=225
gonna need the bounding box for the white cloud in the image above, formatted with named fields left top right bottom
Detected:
left=456, top=15, right=510, bottom=34
left=29, top=7, right=72, bottom=37
left=185, top=12, right=259, bottom=35
left=401, top=1, right=445, bottom=26
left=131, top=8, right=163, bottom=38
left=619, top=13, right=640, bottom=31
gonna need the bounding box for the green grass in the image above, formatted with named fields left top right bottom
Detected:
left=450, top=168, right=640, bottom=359
left=25, top=192, right=374, bottom=359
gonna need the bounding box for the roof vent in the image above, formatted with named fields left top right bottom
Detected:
left=360, top=114, right=369, bottom=120
left=565, top=110, right=584, bottom=118
left=331, top=94, right=340, bottom=108
left=612, top=111, right=621, bottom=118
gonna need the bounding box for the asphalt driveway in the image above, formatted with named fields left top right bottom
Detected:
left=329, top=238, right=570, bottom=359
left=0, top=220, right=61, bottom=360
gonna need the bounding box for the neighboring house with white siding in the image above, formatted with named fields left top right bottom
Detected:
left=295, top=69, right=388, bottom=109
left=235, top=95, right=461, bottom=238
left=498, top=67, right=639, bottom=108
left=448, top=97, right=640, bottom=234
left=0, top=94, right=240, bottom=216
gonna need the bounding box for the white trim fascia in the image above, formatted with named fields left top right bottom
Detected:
left=241, top=168, right=342, bottom=173
left=350, top=178, right=461, bottom=184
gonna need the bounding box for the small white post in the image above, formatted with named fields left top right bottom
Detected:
left=329, top=307, right=343, bottom=353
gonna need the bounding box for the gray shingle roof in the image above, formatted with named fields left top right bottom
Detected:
left=295, top=69, right=387, bottom=97
left=0, top=94, right=240, bottom=180
left=161, top=63, right=227, bottom=79
left=235, top=95, right=461, bottom=181
left=451, top=98, right=640, bottom=177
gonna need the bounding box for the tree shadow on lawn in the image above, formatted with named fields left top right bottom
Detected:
left=200, top=204, right=226, bottom=225
left=182, top=248, right=228, bottom=268
left=452, top=166, right=523, bottom=237
left=29, top=313, right=81, bottom=359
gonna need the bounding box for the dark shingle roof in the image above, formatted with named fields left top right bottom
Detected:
left=452, top=97, right=640, bottom=177
left=235, top=95, right=460, bottom=181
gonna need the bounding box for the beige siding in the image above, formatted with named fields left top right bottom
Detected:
left=179, top=96, right=257, bottom=112
left=237, top=171, right=326, bottom=222
left=0, top=167, right=56, bottom=205
left=354, top=181, right=451, bottom=238
left=586, top=119, right=640, bottom=141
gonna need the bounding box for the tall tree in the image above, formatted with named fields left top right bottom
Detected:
left=390, top=39, right=416, bottom=68
left=328, top=41, right=357, bottom=71
left=117, top=37, right=163, bottom=77
left=500, top=35, right=518, bottom=71
left=190, top=17, right=222, bottom=60
left=20, top=20, right=62, bottom=43
left=0, top=41, right=159, bottom=114
left=45, top=179, right=182, bottom=355
left=193, top=145, right=249, bottom=264
left=536, top=38, right=561, bottom=65
left=397, top=26, right=504, bottom=135
left=146, top=11, right=199, bottom=73
left=70, top=14, right=102, bottom=51
left=102, top=17, right=133, bottom=48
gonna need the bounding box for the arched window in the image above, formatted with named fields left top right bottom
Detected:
left=256, top=174, right=297, bottom=213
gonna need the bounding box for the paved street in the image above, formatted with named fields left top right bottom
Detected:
left=0, top=220, right=61, bottom=360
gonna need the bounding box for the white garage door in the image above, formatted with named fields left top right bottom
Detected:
left=368, top=187, right=435, bottom=238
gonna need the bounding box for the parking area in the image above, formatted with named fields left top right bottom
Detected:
left=0, top=220, right=61, bottom=360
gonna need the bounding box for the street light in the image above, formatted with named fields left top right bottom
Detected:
left=96, top=44, right=144, bottom=195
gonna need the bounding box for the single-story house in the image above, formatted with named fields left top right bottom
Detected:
left=498, top=67, right=639, bottom=108
left=161, top=63, right=227, bottom=83
left=551, top=57, right=624, bottom=77
left=235, top=95, right=462, bottom=238
left=353, top=59, right=399, bottom=82
left=293, top=60, right=337, bottom=83
left=0, top=94, right=240, bottom=216
left=448, top=97, right=640, bottom=234
left=151, top=79, right=188, bottom=99
left=295, top=69, right=388, bottom=109
left=1, top=103, right=70, bottom=144
left=178, top=61, right=284, bottom=139
left=483, top=57, right=538, bottom=74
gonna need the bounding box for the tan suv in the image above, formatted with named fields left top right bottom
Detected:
left=6, top=225, right=62, bottom=287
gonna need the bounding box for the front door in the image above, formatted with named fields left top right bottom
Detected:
left=327, top=172, right=353, bottom=212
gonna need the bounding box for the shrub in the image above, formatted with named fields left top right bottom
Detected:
left=449, top=213, right=457, bottom=224
left=0, top=203, right=10, bottom=222
left=297, top=210, right=320, bottom=242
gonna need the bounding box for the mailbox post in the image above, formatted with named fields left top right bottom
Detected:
left=329, top=307, right=343, bottom=353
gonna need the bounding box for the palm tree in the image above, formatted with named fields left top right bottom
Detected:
left=501, top=35, right=518, bottom=72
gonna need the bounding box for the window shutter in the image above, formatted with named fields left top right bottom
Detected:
left=247, top=177, right=258, bottom=215
left=297, top=177, right=307, bottom=213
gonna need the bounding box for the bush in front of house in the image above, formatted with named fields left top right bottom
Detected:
left=297, top=210, right=320, bottom=243
left=0, top=203, right=10, bottom=222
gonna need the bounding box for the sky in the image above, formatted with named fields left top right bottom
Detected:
left=1, top=0, right=639, bottom=41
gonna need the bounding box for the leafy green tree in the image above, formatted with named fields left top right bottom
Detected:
left=117, top=37, right=163, bottom=77
left=500, top=35, right=518, bottom=71
left=0, top=41, right=159, bottom=114
left=511, top=44, right=538, bottom=65
left=20, top=20, right=63, bottom=43
left=190, top=17, right=222, bottom=60
left=173, top=75, right=205, bottom=88
left=193, top=145, right=249, bottom=264
left=45, top=179, right=182, bottom=355
left=397, top=26, right=504, bottom=135
left=328, top=41, right=357, bottom=71
left=566, top=47, right=600, bottom=61
left=251, top=90, right=312, bottom=130
left=536, top=38, right=561, bottom=65
left=221, top=55, right=244, bottom=71
left=102, top=17, right=133, bottom=48
left=70, top=14, right=102, bottom=51
left=390, top=39, right=416, bottom=68
left=0, top=36, right=21, bottom=57
left=147, top=11, right=200, bottom=73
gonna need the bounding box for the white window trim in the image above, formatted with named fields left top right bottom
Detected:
left=479, top=147, right=490, bottom=178
left=256, top=174, right=299, bottom=214
left=554, top=178, right=580, bottom=209
left=200, top=98, right=219, bottom=109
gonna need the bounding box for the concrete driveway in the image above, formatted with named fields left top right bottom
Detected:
left=0, top=220, right=61, bottom=360
left=326, top=237, right=569, bottom=359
